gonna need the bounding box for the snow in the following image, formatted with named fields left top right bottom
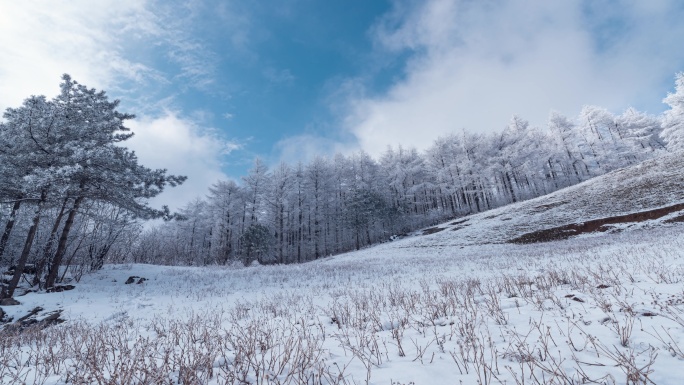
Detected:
left=3, top=153, right=684, bottom=384
left=2, top=221, right=684, bottom=384
left=400, top=152, right=684, bottom=247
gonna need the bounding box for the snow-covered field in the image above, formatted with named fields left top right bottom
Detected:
left=2, top=220, right=684, bottom=384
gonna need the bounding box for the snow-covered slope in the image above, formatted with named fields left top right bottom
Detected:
left=396, top=151, right=684, bottom=247
left=1, top=154, right=684, bottom=385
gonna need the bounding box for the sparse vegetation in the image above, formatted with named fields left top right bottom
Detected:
left=1, top=226, right=683, bottom=384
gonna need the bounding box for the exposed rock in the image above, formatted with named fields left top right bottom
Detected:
left=5, top=264, right=37, bottom=275
left=124, top=276, right=147, bottom=284
left=19, top=310, right=63, bottom=329
left=125, top=276, right=139, bottom=284
left=3, top=307, right=64, bottom=333
left=19, top=307, right=43, bottom=321
left=46, top=285, right=75, bottom=293
left=0, top=298, right=20, bottom=306
left=18, top=289, right=36, bottom=297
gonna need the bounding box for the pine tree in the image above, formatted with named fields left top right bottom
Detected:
left=0, top=75, right=185, bottom=297
left=239, top=223, right=273, bottom=265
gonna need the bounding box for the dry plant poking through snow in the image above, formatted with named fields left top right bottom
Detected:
left=1, top=226, right=684, bottom=384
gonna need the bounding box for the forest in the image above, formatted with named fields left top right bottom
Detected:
left=1, top=73, right=683, bottom=295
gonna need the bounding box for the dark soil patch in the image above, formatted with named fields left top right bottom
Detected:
left=665, top=214, right=684, bottom=223
left=509, top=203, right=684, bottom=244
left=531, top=201, right=568, bottom=212
left=422, top=227, right=446, bottom=235
left=449, top=219, right=469, bottom=226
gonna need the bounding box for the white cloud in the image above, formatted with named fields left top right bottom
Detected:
left=0, top=0, right=161, bottom=109
left=263, top=68, right=295, bottom=86
left=0, top=1, right=220, bottom=109
left=126, top=112, right=229, bottom=211
left=274, top=134, right=356, bottom=165
left=224, top=140, right=245, bottom=155
left=345, top=0, right=684, bottom=156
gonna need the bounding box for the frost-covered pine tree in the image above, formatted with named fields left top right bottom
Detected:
left=0, top=95, right=69, bottom=298
left=42, top=75, right=186, bottom=289
left=0, top=75, right=185, bottom=298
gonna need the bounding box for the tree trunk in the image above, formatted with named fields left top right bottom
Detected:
left=2, top=190, right=47, bottom=299
left=45, top=195, right=84, bottom=289
left=504, top=171, right=517, bottom=203
left=33, top=197, right=69, bottom=287
left=278, top=204, right=284, bottom=263
left=223, top=211, right=232, bottom=264
left=0, top=198, right=22, bottom=262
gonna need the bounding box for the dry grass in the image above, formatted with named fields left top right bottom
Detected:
left=1, top=229, right=684, bottom=384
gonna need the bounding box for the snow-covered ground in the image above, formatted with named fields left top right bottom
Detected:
left=3, top=154, right=684, bottom=384
left=2, top=222, right=684, bottom=384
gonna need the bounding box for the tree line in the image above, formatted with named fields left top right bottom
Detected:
left=0, top=73, right=683, bottom=290
left=133, top=73, right=684, bottom=266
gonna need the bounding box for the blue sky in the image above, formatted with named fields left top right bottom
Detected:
left=152, top=0, right=398, bottom=170
left=2, top=1, right=684, bottom=210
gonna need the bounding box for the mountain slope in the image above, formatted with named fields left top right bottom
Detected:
left=392, top=151, right=684, bottom=248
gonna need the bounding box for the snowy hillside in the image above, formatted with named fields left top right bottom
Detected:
left=397, top=151, right=684, bottom=247
left=1, top=154, right=684, bottom=384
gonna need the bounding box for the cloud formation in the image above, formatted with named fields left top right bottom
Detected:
left=344, top=0, right=684, bottom=156
left=0, top=0, right=159, bottom=108
left=274, top=134, right=356, bottom=166
left=127, top=112, right=231, bottom=211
